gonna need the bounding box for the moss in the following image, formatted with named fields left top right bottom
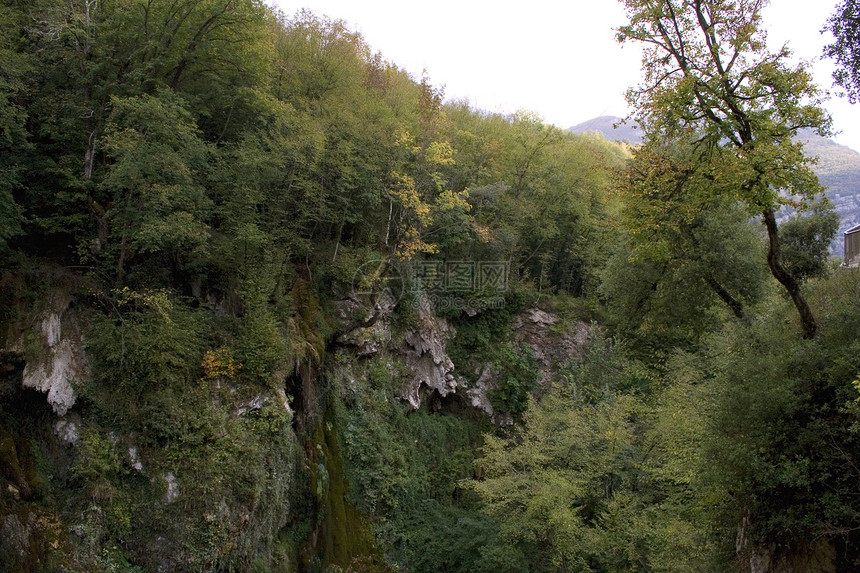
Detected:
left=0, top=432, right=32, bottom=499
left=0, top=398, right=78, bottom=573
left=323, top=351, right=498, bottom=571
left=289, top=278, right=327, bottom=367
left=62, top=395, right=302, bottom=572
left=305, top=416, right=386, bottom=572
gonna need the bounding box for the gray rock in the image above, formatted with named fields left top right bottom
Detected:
left=236, top=394, right=267, bottom=416
left=53, top=418, right=79, bottom=446
left=398, top=295, right=457, bottom=410
left=512, top=308, right=594, bottom=387
left=164, top=473, right=179, bottom=503
left=338, top=320, right=391, bottom=356
left=20, top=293, right=89, bottom=416
left=465, top=365, right=496, bottom=417
left=128, top=446, right=143, bottom=472
left=335, top=288, right=397, bottom=356
left=0, top=514, right=29, bottom=561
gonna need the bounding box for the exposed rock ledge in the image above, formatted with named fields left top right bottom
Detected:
left=335, top=292, right=595, bottom=415
left=461, top=308, right=595, bottom=422
left=17, top=293, right=89, bottom=416
left=335, top=291, right=457, bottom=411
left=512, top=308, right=594, bottom=387
left=398, top=296, right=457, bottom=410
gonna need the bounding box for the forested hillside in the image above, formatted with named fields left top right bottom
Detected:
left=799, top=131, right=860, bottom=247
left=1, top=1, right=859, bottom=572
left=571, top=117, right=860, bottom=254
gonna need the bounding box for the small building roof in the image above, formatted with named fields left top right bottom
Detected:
left=845, top=224, right=860, bottom=235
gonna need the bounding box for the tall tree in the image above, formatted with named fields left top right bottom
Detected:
left=824, top=0, right=860, bottom=102
left=604, top=139, right=769, bottom=355
left=97, top=90, right=212, bottom=284
left=617, top=0, right=831, bottom=338
left=0, top=2, right=29, bottom=252
left=778, top=199, right=840, bottom=280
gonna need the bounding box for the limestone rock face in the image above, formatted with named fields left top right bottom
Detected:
left=512, top=308, right=594, bottom=387
left=465, top=365, right=496, bottom=417
left=19, top=293, right=89, bottom=416
left=338, top=320, right=392, bottom=357
left=0, top=287, right=301, bottom=572
left=335, top=290, right=457, bottom=410
left=335, top=290, right=396, bottom=357
left=53, top=417, right=80, bottom=446
left=335, top=291, right=595, bottom=416
left=459, top=308, right=595, bottom=424
left=398, top=297, right=457, bottom=410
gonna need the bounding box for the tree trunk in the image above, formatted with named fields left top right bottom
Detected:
left=762, top=209, right=816, bottom=339
left=704, top=275, right=745, bottom=320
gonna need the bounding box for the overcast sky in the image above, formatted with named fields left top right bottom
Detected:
left=276, top=0, right=859, bottom=152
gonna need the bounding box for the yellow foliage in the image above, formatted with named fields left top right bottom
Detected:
left=113, top=286, right=173, bottom=322
left=396, top=228, right=438, bottom=260
left=425, top=140, right=455, bottom=165
left=201, top=348, right=241, bottom=380
left=435, top=189, right=471, bottom=212
left=389, top=172, right=432, bottom=225
left=388, top=131, right=471, bottom=258
left=395, top=130, right=420, bottom=154
left=472, top=223, right=493, bottom=243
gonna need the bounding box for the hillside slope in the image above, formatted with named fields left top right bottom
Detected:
left=569, top=115, right=643, bottom=144
left=798, top=129, right=860, bottom=243
left=571, top=116, right=860, bottom=254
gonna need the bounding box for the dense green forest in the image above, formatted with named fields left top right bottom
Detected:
left=1, top=0, right=859, bottom=571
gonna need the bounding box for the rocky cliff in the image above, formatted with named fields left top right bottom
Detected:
left=0, top=274, right=595, bottom=572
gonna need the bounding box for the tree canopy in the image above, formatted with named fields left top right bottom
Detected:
left=825, top=0, right=860, bottom=102
left=1, top=1, right=858, bottom=572
left=617, top=0, right=831, bottom=338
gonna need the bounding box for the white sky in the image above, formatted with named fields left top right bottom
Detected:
left=274, top=0, right=859, bottom=152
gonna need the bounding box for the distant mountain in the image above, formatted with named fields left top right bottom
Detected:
left=796, top=130, right=860, bottom=251
left=569, top=116, right=642, bottom=144
left=571, top=116, right=860, bottom=255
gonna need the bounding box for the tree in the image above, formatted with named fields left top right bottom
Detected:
left=778, top=199, right=840, bottom=280
left=612, top=140, right=768, bottom=323
left=466, top=337, right=711, bottom=572
left=603, top=154, right=770, bottom=358
left=468, top=372, right=642, bottom=571
left=824, top=0, right=860, bottom=103
left=0, top=2, right=29, bottom=252
left=617, top=0, right=831, bottom=338
left=99, top=90, right=212, bottom=284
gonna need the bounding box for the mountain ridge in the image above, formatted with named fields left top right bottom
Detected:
left=570, top=116, right=860, bottom=254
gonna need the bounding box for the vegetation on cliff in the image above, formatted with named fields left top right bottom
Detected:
left=0, top=0, right=858, bottom=572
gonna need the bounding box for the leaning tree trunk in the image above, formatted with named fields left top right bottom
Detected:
left=703, top=275, right=746, bottom=320
left=762, top=209, right=817, bottom=339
